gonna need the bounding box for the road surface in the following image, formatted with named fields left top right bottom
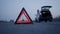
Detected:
left=0, top=21, right=60, bottom=34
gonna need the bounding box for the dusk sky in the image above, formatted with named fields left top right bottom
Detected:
left=0, top=0, right=60, bottom=21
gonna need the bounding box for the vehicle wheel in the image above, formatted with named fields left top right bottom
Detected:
left=49, top=18, right=53, bottom=22
left=44, top=20, right=47, bottom=22
left=49, top=19, right=52, bottom=22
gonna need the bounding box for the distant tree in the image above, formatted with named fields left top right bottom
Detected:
left=53, top=16, right=60, bottom=22
left=10, top=19, right=14, bottom=22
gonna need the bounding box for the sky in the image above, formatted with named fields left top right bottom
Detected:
left=0, top=0, right=60, bottom=21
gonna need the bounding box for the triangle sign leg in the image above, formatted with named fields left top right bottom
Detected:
left=15, top=8, right=32, bottom=24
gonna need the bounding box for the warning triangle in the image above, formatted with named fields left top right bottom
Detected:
left=15, top=8, right=32, bottom=24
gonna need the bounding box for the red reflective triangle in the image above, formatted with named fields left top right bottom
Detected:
left=15, top=8, right=32, bottom=24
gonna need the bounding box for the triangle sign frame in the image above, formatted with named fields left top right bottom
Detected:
left=15, top=8, right=32, bottom=24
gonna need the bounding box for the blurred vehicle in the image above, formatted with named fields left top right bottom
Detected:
left=39, top=6, right=53, bottom=22
left=35, top=6, right=53, bottom=22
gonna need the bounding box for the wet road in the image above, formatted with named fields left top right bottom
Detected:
left=0, top=22, right=60, bottom=34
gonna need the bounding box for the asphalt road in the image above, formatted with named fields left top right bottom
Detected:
left=0, top=22, right=60, bottom=34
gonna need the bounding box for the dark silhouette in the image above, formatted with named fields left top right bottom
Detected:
left=39, top=6, right=53, bottom=22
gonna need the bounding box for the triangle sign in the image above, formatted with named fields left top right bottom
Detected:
left=15, top=8, right=32, bottom=24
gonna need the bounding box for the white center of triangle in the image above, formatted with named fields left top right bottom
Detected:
left=19, top=14, right=27, bottom=21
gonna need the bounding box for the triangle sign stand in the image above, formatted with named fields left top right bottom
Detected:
left=15, top=8, right=32, bottom=24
